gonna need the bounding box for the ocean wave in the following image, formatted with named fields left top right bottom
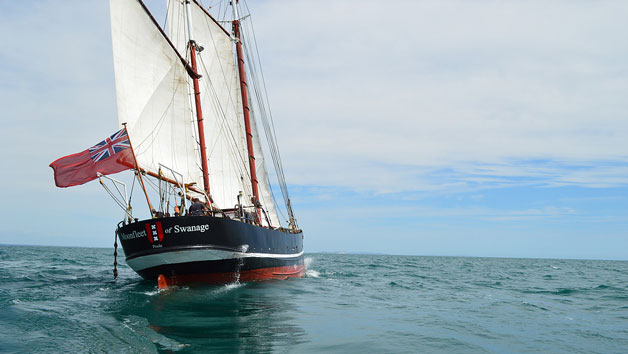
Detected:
left=306, top=269, right=320, bottom=278
left=220, top=282, right=244, bottom=292
left=3, top=247, right=628, bottom=353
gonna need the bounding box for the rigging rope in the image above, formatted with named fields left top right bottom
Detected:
left=176, top=6, right=254, bottom=209
left=157, top=0, right=295, bottom=226
left=237, top=5, right=297, bottom=226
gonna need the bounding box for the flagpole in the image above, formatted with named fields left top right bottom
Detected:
left=123, top=123, right=154, bottom=216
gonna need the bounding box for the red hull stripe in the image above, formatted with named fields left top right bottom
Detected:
left=157, top=265, right=306, bottom=289
left=145, top=223, right=153, bottom=244
left=156, top=221, right=164, bottom=242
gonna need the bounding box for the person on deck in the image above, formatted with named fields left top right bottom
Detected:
left=189, top=198, right=206, bottom=216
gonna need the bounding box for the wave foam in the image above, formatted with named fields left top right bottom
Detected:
left=306, top=269, right=320, bottom=278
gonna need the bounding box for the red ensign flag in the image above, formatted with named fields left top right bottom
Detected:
left=50, top=129, right=134, bottom=188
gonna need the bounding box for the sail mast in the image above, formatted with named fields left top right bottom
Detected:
left=184, top=0, right=212, bottom=205
left=232, top=1, right=261, bottom=221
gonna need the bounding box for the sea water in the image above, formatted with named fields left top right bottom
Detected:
left=1, top=245, right=627, bottom=353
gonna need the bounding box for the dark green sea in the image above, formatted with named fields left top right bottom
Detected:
left=1, top=246, right=627, bottom=353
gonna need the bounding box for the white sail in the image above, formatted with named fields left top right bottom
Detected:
left=250, top=111, right=280, bottom=226
left=110, top=0, right=203, bottom=193
left=167, top=1, right=279, bottom=226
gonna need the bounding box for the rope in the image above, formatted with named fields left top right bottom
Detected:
left=238, top=8, right=297, bottom=226
left=192, top=11, right=260, bottom=206
left=159, top=0, right=296, bottom=226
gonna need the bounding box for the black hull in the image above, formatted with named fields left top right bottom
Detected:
left=116, top=215, right=304, bottom=286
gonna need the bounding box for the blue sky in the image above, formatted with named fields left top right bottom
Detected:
left=0, top=1, right=626, bottom=260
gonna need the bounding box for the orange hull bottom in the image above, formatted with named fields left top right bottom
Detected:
left=157, top=265, right=306, bottom=289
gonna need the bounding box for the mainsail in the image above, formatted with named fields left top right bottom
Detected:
left=167, top=1, right=279, bottom=226
left=110, top=0, right=279, bottom=226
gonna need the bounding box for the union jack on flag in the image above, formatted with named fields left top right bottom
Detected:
left=89, top=129, right=130, bottom=162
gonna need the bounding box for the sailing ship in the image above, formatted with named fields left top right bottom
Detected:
left=50, top=0, right=305, bottom=288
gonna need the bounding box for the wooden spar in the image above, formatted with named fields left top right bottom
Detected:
left=137, top=0, right=199, bottom=79
left=184, top=0, right=212, bottom=208
left=232, top=10, right=261, bottom=222
left=123, top=124, right=154, bottom=214
left=191, top=0, right=231, bottom=36
left=189, top=46, right=211, bottom=202
left=119, top=160, right=209, bottom=203
left=144, top=170, right=205, bottom=201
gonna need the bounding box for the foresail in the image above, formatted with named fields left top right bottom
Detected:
left=110, top=0, right=203, bottom=195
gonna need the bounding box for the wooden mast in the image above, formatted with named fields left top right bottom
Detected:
left=184, top=0, right=212, bottom=207
left=232, top=1, right=261, bottom=222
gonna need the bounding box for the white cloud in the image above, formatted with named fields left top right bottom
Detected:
left=242, top=0, right=628, bottom=193
left=2, top=1, right=626, bottom=196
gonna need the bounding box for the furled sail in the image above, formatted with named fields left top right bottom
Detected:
left=110, top=0, right=203, bottom=194
left=167, top=1, right=279, bottom=226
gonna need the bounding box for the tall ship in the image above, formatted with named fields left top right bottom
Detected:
left=50, top=0, right=305, bottom=288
